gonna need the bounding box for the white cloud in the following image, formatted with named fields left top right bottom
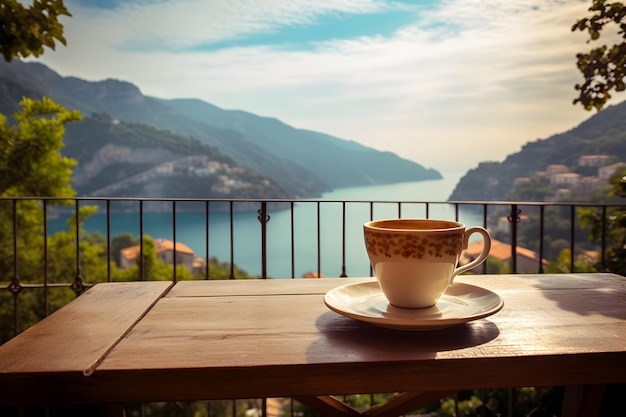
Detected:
left=67, top=0, right=401, bottom=49
left=41, top=0, right=611, bottom=175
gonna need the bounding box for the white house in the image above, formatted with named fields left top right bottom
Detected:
left=550, top=172, right=581, bottom=186
left=579, top=154, right=610, bottom=167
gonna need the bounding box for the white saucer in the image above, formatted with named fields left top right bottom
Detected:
left=324, top=280, right=503, bottom=331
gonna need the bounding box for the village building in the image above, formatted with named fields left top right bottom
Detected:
left=460, top=238, right=548, bottom=273
left=573, top=176, right=603, bottom=198
left=155, top=162, right=174, bottom=175
left=495, top=215, right=529, bottom=234
left=547, top=188, right=574, bottom=202
left=579, top=154, right=610, bottom=167
left=549, top=172, right=581, bottom=187
left=598, top=162, right=626, bottom=180
left=546, top=164, right=569, bottom=176
left=120, top=238, right=197, bottom=272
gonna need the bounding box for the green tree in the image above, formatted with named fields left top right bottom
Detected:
left=545, top=248, right=599, bottom=273
left=113, top=235, right=194, bottom=282
left=572, top=0, right=626, bottom=111
left=0, top=0, right=90, bottom=342
left=0, top=0, right=71, bottom=62
left=0, top=97, right=82, bottom=292
left=0, top=97, right=81, bottom=196
left=578, top=167, right=626, bottom=274
left=111, top=233, right=138, bottom=267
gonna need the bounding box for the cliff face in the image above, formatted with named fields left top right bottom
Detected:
left=61, top=115, right=289, bottom=199
left=73, top=144, right=177, bottom=186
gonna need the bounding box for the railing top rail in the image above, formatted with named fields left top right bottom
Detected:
left=1, top=196, right=624, bottom=207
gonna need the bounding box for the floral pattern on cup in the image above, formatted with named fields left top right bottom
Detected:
left=364, top=231, right=463, bottom=259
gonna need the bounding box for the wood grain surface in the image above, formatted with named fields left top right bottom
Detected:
left=0, top=274, right=624, bottom=407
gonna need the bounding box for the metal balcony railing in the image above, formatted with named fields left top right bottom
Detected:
left=1, top=196, right=624, bottom=417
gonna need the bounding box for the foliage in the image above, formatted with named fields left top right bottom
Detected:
left=111, top=233, right=138, bottom=267
left=545, top=248, right=599, bottom=273
left=503, top=177, right=553, bottom=201
left=0, top=0, right=82, bottom=343
left=0, top=0, right=71, bottom=62
left=0, top=97, right=81, bottom=197
left=572, top=0, right=626, bottom=111
left=0, top=97, right=82, bottom=341
left=578, top=166, right=626, bottom=274
left=112, top=235, right=193, bottom=281
left=0, top=204, right=106, bottom=342
left=485, top=256, right=511, bottom=274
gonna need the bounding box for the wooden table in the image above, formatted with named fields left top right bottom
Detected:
left=0, top=273, right=625, bottom=417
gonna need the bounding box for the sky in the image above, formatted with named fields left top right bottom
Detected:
left=32, top=0, right=623, bottom=177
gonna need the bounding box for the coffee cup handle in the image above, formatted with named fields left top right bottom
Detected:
left=451, top=226, right=491, bottom=283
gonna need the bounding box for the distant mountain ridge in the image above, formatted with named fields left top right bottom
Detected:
left=449, top=100, right=626, bottom=201
left=0, top=60, right=442, bottom=198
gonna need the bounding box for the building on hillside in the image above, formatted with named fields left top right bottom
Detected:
left=579, top=154, right=610, bottom=167
left=460, top=238, right=548, bottom=273
left=598, top=162, right=626, bottom=180
left=513, top=177, right=531, bottom=186
left=120, top=238, right=197, bottom=272
left=549, top=172, right=581, bottom=187
left=155, top=162, right=173, bottom=175
left=546, top=164, right=569, bottom=176
left=302, top=271, right=327, bottom=278
left=193, top=257, right=207, bottom=275
left=496, top=215, right=529, bottom=234
left=547, top=188, right=573, bottom=202
left=573, top=176, right=603, bottom=198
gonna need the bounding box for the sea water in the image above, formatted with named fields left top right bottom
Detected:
left=48, top=171, right=483, bottom=278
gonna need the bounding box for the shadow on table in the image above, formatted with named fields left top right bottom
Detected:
left=309, top=311, right=499, bottom=361
left=533, top=274, right=626, bottom=320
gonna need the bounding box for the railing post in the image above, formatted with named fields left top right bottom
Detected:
left=482, top=204, right=488, bottom=274
left=229, top=201, right=235, bottom=279
left=538, top=205, right=545, bottom=274
left=172, top=200, right=177, bottom=283
left=601, top=205, right=607, bottom=272
left=10, top=199, right=21, bottom=336
left=71, top=199, right=86, bottom=294
left=257, top=202, right=270, bottom=279
left=43, top=200, right=49, bottom=314
left=139, top=200, right=145, bottom=281
left=340, top=202, right=347, bottom=277
left=106, top=199, right=112, bottom=282
left=205, top=200, right=210, bottom=280
left=508, top=205, right=521, bottom=273
left=570, top=205, right=576, bottom=273
left=317, top=202, right=321, bottom=278
left=290, top=202, right=295, bottom=278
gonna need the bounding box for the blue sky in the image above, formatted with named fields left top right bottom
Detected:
left=34, top=0, right=616, bottom=176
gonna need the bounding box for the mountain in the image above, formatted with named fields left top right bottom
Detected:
left=62, top=114, right=289, bottom=200
left=449, top=100, right=626, bottom=201
left=0, top=60, right=442, bottom=198
left=164, top=98, right=442, bottom=190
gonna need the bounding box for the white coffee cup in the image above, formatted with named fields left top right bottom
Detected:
left=363, top=218, right=491, bottom=308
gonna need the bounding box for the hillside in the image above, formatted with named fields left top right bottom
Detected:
left=63, top=114, right=288, bottom=199
left=0, top=60, right=442, bottom=198
left=165, top=98, right=442, bottom=189
left=449, top=100, right=626, bottom=201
